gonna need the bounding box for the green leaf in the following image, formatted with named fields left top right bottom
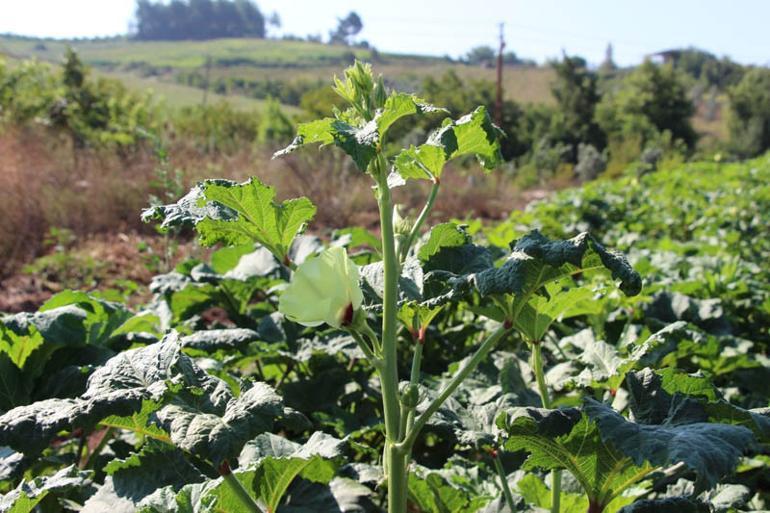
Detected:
left=156, top=381, right=289, bottom=466
left=517, top=473, right=589, bottom=513
left=584, top=397, right=755, bottom=489
left=392, top=106, right=502, bottom=183
left=515, top=284, right=600, bottom=342
left=99, top=400, right=170, bottom=443
left=498, top=408, right=653, bottom=508
left=144, top=177, right=315, bottom=260
left=574, top=323, right=688, bottom=391
left=139, top=433, right=347, bottom=513
left=196, top=178, right=316, bottom=257
left=0, top=447, right=26, bottom=482
left=82, top=444, right=205, bottom=513
left=0, top=333, right=229, bottom=454
left=417, top=223, right=471, bottom=262
left=209, top=244, right=258, bottom=274
left=0, top=353, right=28, bottom=411
left=0, top=325, right=43, bottom=370
left=376, top=92, right=445, bottom=139
left=39, top=290, right=133, bottom=345
left=627, top=368, right=770, bottom=444
left=474, top=231, right=642, bottom=299
left=397, top=303, right=444, bottom=340
left=274, top=118, right=378, bottom=171
left=279, top=477, right=378, bottom=512
left=408, top=470, right=483, bottom=513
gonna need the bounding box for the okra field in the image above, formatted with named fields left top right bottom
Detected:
left=1, top=63, right=769, bottom=513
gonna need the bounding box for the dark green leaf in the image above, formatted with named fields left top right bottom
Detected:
left=156, top=381, right=287, bottom=466
left=584, top=397, right=755, bottom=489
left=617, top=497, right=710, bottom=513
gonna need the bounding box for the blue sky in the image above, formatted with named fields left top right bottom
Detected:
left=2, top=0, right=768, bottom=66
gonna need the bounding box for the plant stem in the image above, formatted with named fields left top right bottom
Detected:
left=552, top=469, right=562, bottom=513
left=404, top=342, right=424, bottom=434
left=531, top=343, right=551, bottom=408
left=400, top=181, right=440, bottom=261
left=219, top=460, right=264, bottom=513
left=375, top=155, right=406, bottom=513
left=492, top=452, right=517, bottom=512
left=387, top=444, right=408, bottom=513
left=83, top=427, right=113, bottom=469
left=348, top=330, right=383, bottom=369
left=401, top=324, right=510, bottom=451
left=531, top=342, right=561, bottom=513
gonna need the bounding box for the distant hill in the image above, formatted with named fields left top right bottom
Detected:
left=0, top=35, right=729, bottom=141
left=0, top=35, right=555, bottom=110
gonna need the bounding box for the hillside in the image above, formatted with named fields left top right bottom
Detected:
left=0, top=35, right=555, bottom=108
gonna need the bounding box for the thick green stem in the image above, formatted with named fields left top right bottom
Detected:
left=400, top=181, right=440, bottom=261
left=531, top=342, right=561, bottom=513
left=552, top=469, right=562, bottom=513
left=387, top=444, right=408, bottom=513
left=375, top=156, right=407, bottom=513
left=493, top=452, right=517, bottom=512
left=376, top=157, right=402, bottom=443
left=219, top=461, right=264, bottom=513
left=401, top=324, right=510, bottom=451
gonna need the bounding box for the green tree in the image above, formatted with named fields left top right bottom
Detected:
left=596, top=60, right=696, bottom=150
left=329, top=11, right=363, bottom=45
left=728, top=67, right=770, bottom=157
left=133, top=0, right=266, bottom=41
left=549, top=55, right=606, bottom=155
left=465, top=45, right=496, bottom=66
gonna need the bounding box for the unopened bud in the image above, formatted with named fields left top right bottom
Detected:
left=399, top=383, right=420, bottom=409
left=393, top=206, right=413, bottom=236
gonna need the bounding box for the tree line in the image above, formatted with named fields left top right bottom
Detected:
left=132, top=0, right=268, bottom=41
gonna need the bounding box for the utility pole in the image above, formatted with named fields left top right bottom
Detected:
left=495, top=22, right=505, bottom=127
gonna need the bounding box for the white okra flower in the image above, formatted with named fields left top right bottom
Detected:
left=279, top=246, right=364, bottom=328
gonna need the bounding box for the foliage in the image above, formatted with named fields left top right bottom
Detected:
left=2, top=63, right=769, bottom=513
left=727, top=67, right=770, bottom=157
left=596, top=61, right=696, bottom=151
left=0, top=50, right=157, bottom=149
left=549, top=55, right=605, bottom=153
left=329, top=11, right=364, bottom=46
left=660, top=47, right=744, bottom=89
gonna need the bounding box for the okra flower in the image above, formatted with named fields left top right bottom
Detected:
left=278, top=246, right=364, bottom=328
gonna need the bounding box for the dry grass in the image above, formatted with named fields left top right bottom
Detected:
left=0, top=128, right=159, bottom=275
left=0, top=128, right=527, bottom=280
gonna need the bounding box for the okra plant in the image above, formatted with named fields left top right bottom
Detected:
left=1, top=62, right=761, bottom=513
left=143, top=62, right=757, bottom=513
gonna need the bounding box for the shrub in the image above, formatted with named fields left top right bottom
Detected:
left=728, top=67, right=770, bottom=157
left=597, top=60, right=696, bottom=151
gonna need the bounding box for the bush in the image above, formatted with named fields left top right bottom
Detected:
left=728, top=67, right=770, bottom=157
left=0, top=50, right=157, bottom=149
left=256, top=98, right=294, bottom=146
left=170, top=101, right=258, bottom=153
left=574, top=143, right=606, bottom=182
left=549, top=55, right=605, bottom=154
left=596, top=60, right=696, bottom=152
